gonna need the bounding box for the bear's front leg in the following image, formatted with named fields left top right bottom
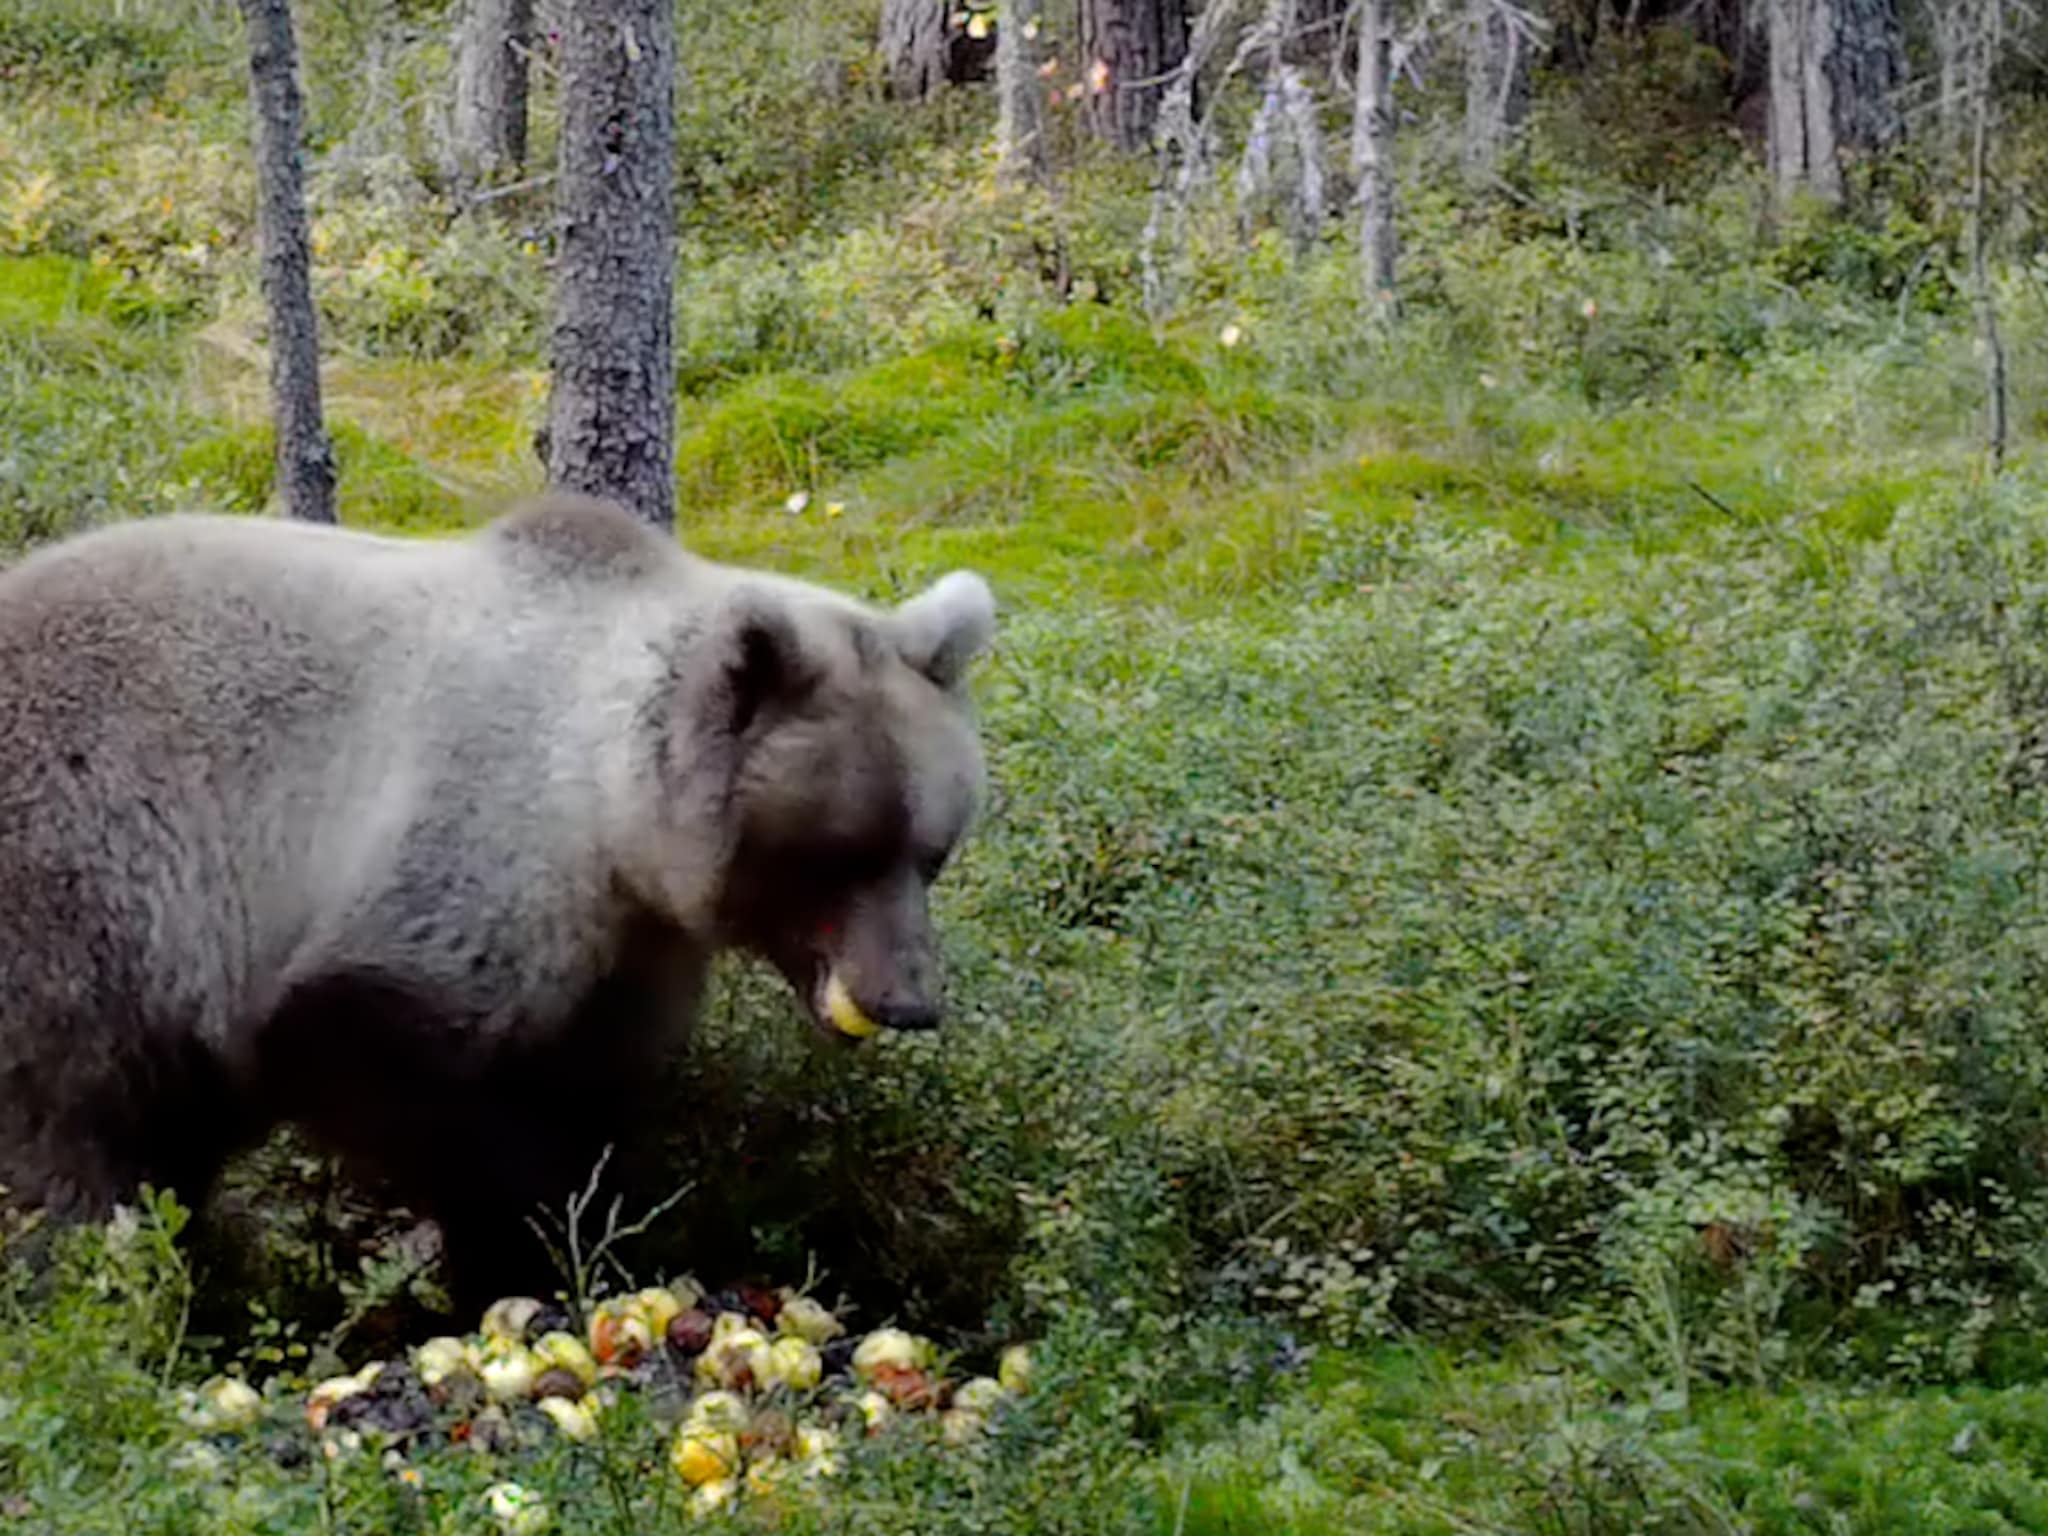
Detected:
left=256, top=942, right=691, bottom=1314
left=423, top=1026, right=676, bottom=1314
left=429, top=1190, right=571, bottom=1316
left=1, top=1023, right=254, bottom=1227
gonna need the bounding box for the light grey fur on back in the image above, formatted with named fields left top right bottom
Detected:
left=2, top=513, right=671, bottom=1063
left=0, top=500, right=992, bottom=1205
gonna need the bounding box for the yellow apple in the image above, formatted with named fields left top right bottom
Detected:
left=533, top=1331, right=598, bottom=1389
left=634, top=1287, right=684, bottom=1338
left=689, top=1477, right=738, bottom=1516
left=305, top=1364, right=382, bottom=1430
left=823, top=973, right=880, bottom=1038
left=794, top=1422, right=844, bottom=1477
left=481, top=1297, right=544, bottom=1344
left=768, top=1337, right=823, bottom=1392
left=775, top=1295, right=845, bottom=1346
left=745, top=1454, right=785, bottom=1498
left=182, top=1375, right=262, bottom=1432
left=537, top=1395, right=601, bottom=1443
left=412, top=1336, right=472, bottom=1389
left=694, top=1324, right=771, bottom=1391
left=998, top=1344, right=1034, bottom=1395
left=478, top=1347, right=539, bottom=1403
left=851, top=1327, right=929, bottom=1381
left=484, top=1481, right=551, bottom=1535
left=670, top=1428, right=739, bottom=1487
left=854, top=1389, right=893, bottom=1434
left=589, top=1298, right=656, bottom=1368
left=941, top=1406, right=987, bottom=1444
left=685, top=1390, right=749, bottom=1433
left=953, top=1375, right=1005, bottom=1414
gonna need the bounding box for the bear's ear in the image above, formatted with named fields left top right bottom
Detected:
left=713, top=591, right=818, bottom=739
left=891, top=571, right=996, bottom=690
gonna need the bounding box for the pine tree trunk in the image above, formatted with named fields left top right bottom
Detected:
left=1766, top=0, right=1808, bottom=199
left=240, top=0, right=336, bottom=525
left=1079, top=0, right=1189, bottom=149
left=997, top=0, right=1049, bottom=185
left=1463, top=0, right=1528, bottom=187
left=452, top=0, right=535, bottom=186
left=1934, top=0, right=1965, bottom=165
left=1352, top=0, right=1397, bottom=307
left=1799, top=0, right=1845, bottom=205
left=1765, top=0, right=1902, bottom=206
left=1825, top=0, right=1904, bottom=154
left=545, top=0, right=676, bottom=531
left=882, top=0, right=950, bottom=100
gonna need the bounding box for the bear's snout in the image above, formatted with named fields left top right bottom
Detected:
left=864, top=994, right=940, bottom=1033
left=812, top=964, right=941, bottom=1041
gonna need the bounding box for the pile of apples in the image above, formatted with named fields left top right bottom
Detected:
left=178, top=1279, right=1033, bottom=1524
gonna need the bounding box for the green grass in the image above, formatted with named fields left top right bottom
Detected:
left=1161, top=1342, right=2048, bottom=1534
left=0, top=251, right=117, bottom=325
left=4, top=251, right=1977, bottom=601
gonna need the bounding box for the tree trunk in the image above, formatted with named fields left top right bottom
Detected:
left=1934, top=0, right=1965, bottom=165
left=452, top=0, right=535, bottom=186
left=1825, top=0, right=1904, bottom=153
left=545, top=0, right=677, bottom=531
left=1237, top=52, right=1329, bottom=253
left=882, top=0, right=950, bottom=99
left=1798, top=0, right=1845, bottom=205
left=1463, top=0, right=1529, bottom=187
left=1765, top=0, right=1808, bottom=199
left=880, top=0, right=996, bottom=99
left=997, top=0, right=1049, bottom=185
left=1966, top=0, right=2005, bottom=470
left=1079, top=0, right=1190, bottom=149
left=1765, top=0, right=1902, bottom=206
left=1352, top=0, right=1397, bottom=307
left=240, top=0, right=336, bottom=525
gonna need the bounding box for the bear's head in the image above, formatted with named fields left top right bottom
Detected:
left=681, top=567, right=996, bottom=1041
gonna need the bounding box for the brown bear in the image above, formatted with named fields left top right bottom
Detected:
left=0, top=494, right=995, bottom=1305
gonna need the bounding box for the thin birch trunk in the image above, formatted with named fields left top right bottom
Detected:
left=1352, top=0, right=1397, bottom=307
left=996, top=0, right=1049, bottom=185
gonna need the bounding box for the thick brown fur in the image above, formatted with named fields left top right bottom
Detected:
left=0, top=495, right=995, bottom=1307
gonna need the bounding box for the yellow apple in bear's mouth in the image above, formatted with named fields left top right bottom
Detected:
left=822, top=974, right=879, bottom=1039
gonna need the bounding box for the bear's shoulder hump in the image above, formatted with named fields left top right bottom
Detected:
left=484, top=494, right=678, bottom=584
